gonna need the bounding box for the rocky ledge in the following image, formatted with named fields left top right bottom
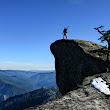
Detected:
left=27, top=72, right=110, bottom=110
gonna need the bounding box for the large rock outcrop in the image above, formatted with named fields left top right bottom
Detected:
left=50, top=39, right=108, bottom=94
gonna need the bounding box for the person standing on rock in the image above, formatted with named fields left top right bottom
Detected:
left=63, top=26, right=69, bottom=39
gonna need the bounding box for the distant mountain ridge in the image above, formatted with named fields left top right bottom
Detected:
left=0, top=70, right=56, bottom=102
left=31, top=72, right=56, bottom=87
left=0, top=88, right=61, bottom=110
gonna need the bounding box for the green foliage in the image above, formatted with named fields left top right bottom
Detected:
left=99, top=30, right=110, bottom=43
left=94, top=26, right=110, bottom=71
left=94, top=26, right=110, bottom=44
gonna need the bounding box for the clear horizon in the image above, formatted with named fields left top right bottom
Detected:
left=0, top=0, right=110, bottom=70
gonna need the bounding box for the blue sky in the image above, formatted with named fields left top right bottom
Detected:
left=0, top=0, right=110, bottom=70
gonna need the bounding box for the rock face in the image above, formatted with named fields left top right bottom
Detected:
left=50, top=39, right=107, bottom=94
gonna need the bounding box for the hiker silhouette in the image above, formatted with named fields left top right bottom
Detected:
left=63, top=26, right=69, bottom=39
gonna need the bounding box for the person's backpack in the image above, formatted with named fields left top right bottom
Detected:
left=64, top=28, right=67, bottom=33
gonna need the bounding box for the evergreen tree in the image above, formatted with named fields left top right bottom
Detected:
left=94, top=26, right=110, bottom=71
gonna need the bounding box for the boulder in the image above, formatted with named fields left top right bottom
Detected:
left=50, top=39, right=108, bottom=94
